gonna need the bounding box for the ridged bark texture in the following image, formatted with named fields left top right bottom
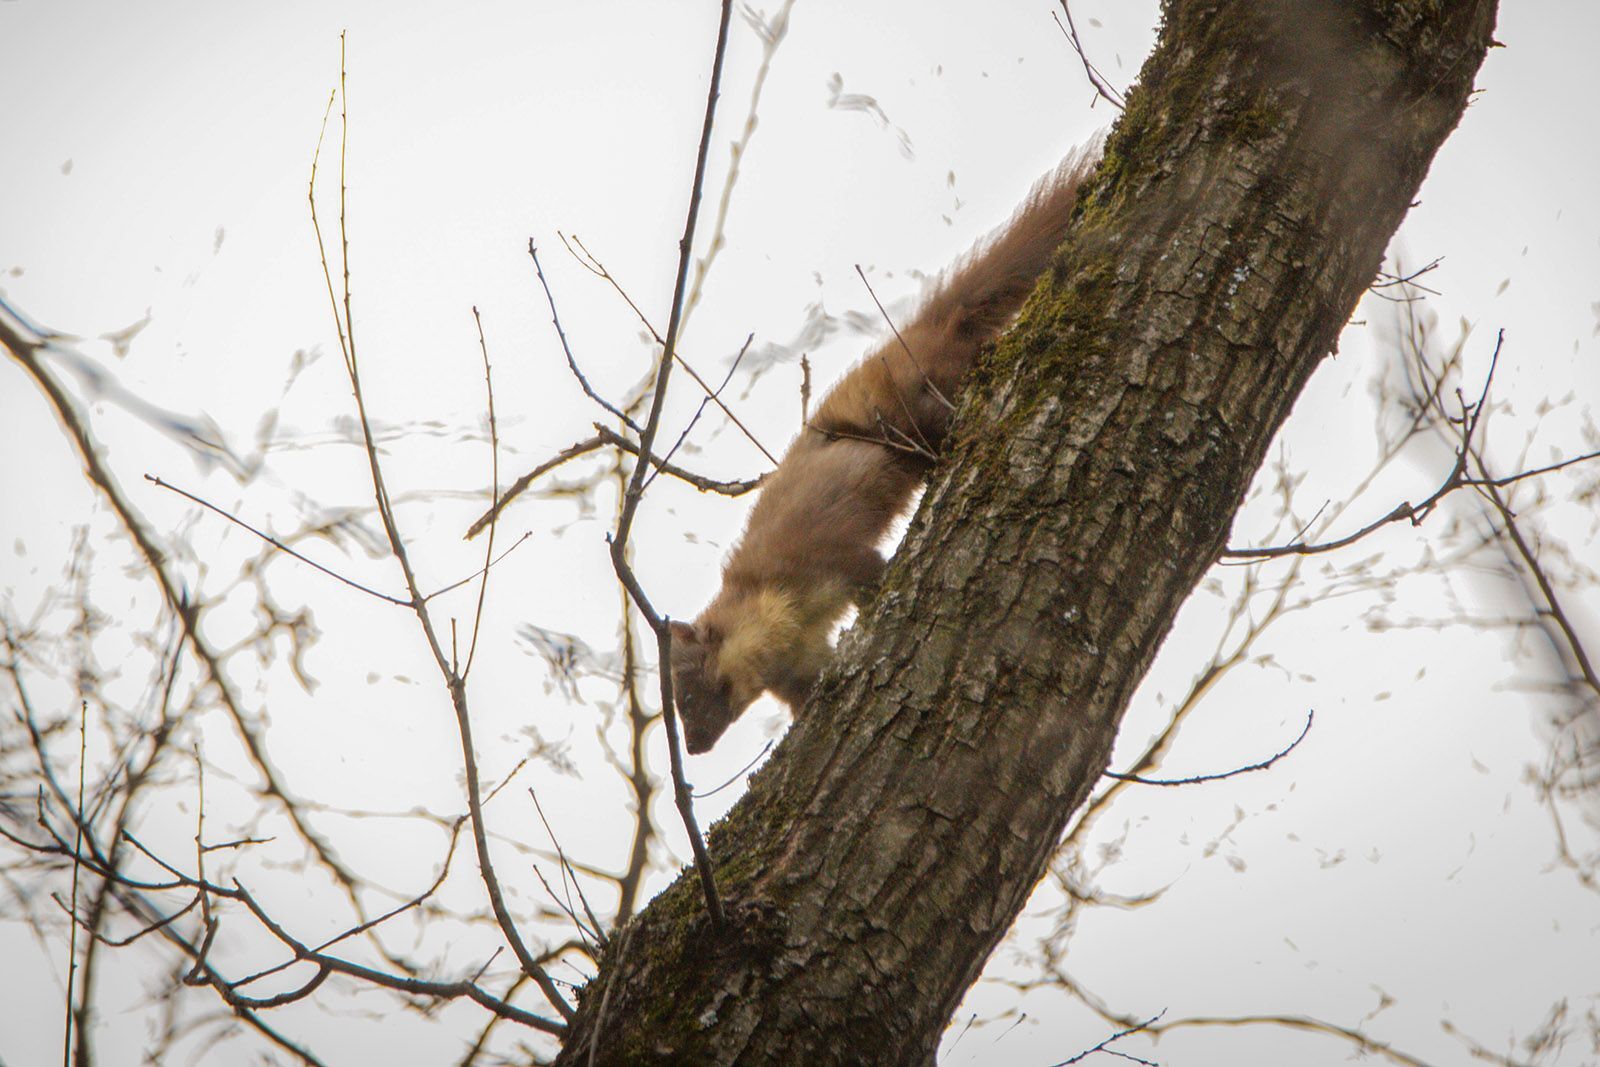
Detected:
left=555, top=1, right=1497, bottom=1063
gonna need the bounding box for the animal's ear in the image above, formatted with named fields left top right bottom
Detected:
left=668, top=620, right=697, bottom=645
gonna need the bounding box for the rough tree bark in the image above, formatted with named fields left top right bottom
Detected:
left=555, top=1, right=1497, bottom=1063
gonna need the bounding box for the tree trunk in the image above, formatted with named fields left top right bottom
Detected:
left=555, top=2, right=1497, bottom=1062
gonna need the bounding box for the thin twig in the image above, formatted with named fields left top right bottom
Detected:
left=854, top=263, right=954, bottom=411
left=529, top=788, right=608, bottom=949
left=1051, top=1011, right=1164, bottom=1066
left=645, top=332, right=758, bottom=491
left=144, top=475, right=409, bottom=605
left=527, top=241, right=643, bottom=435
left=1221, top=333, right=1599, bottom=561
left=692, top=740, right=775, bottom=798
left=424, top=531, right=534, bottom=602
left=1369, top=257, right=1443, bottom=297
left=529, top=861, right=598, bottom=953
left=61, top=700, right=88, bottom=1067
left=1053, top=1, right=1126, bottom=110
left=560, top=232, right=777, bottom=466
left=463, top=306, right=498, bottom=679
left=818, top=423, right=934, bottom=461
left=1102, top=710, right=1314, bottom=787
left=845, top=268, right=944, bottom=458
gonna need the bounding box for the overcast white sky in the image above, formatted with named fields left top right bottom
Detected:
left=2, top=2, right=1598, bottom=1064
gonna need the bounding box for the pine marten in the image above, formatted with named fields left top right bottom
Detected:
left=669, top=144, right=1099, bottom=754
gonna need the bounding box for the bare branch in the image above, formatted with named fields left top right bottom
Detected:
left=529, top=788, right=607, bottom=949
left=1102, top=710, right=1313, bottom=787
left=602, top=0, right=738, bottom=929
left=463, top=305, right=499, bottom=679
left=644, top=331, right=758, bottom=491
left=592, top=424, right=762, bottom=497
left=561, top=232, right=778, bottom=466
left=145, top=474, right=410, bottom=605
left=693, top=741, right=775, bottom=799
left=854, top=262, right=955, bottom=412
left=465, top=435, right=607, bottom=540
left=1051, top=1012, right=1164, bottom=1066
left=61, top=699, right=88, bottom=1067
left=527, top=241, right=644, bottom=435
left=1222, top=332, right=1600, bottom=562
left=1053, top=1, right=1126, bottom=110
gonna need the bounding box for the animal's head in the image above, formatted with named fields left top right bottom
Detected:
left=669, top=591, right=799, bottom=754
left=668, top=620, right=740, bottom=755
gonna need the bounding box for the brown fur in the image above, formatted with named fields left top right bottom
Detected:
left=671, top=145, right=1100, bottom=754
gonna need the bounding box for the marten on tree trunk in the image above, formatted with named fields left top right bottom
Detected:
left=669, top=144, right=1099, bottom=754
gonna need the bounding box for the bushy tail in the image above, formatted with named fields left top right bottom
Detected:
left=916, top=141, right=1101, bottom=377
left=814, top=140, right=1101, bottom=450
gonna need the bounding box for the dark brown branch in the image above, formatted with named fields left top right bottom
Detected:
left=1221, top=493, right=1451, bottom=561
left=229, top=881, right=568, bottom=1035
left=62, top=699, right=88, bottom=1067
left=465, top=435, right=607, bottom=539
left=464, top=417, right=764, bottom=543
left=594, top=424, right=763, bottom=496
